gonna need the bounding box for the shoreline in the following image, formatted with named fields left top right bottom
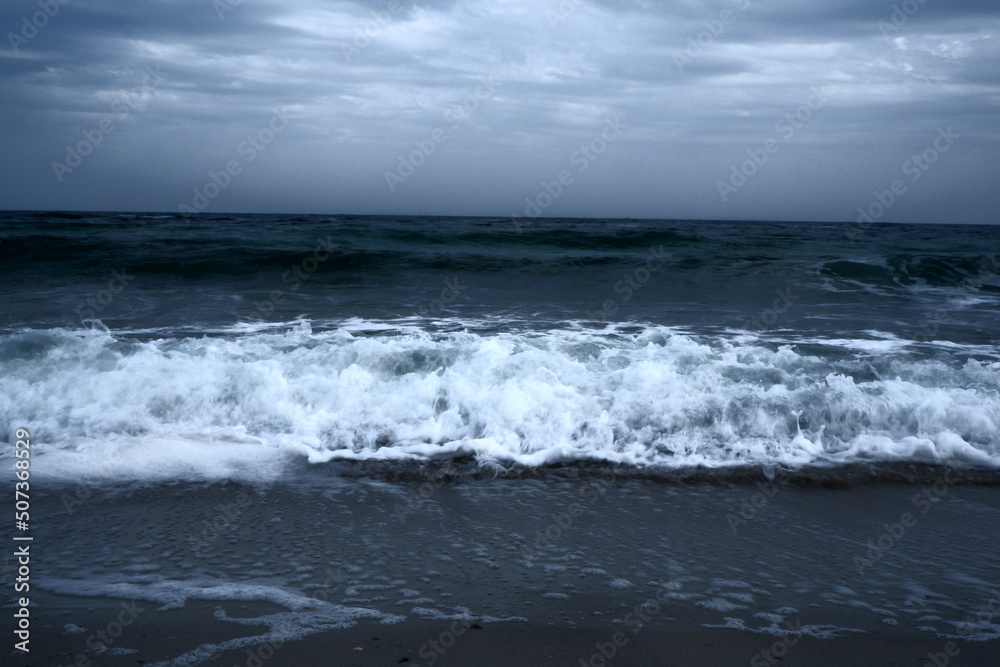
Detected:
left=309, top=459, right=1000, bottom=486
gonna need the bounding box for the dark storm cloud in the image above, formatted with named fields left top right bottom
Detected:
left=0, top=0, right=997, bottom=223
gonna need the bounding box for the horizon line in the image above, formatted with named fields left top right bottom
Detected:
left=1, top=208, right=993, bottom=227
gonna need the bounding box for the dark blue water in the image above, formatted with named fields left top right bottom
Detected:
left=1, top=211, right=997, bottom=342
left=1, top=212, right=999, bottom=479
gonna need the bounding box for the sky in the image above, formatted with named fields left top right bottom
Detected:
left=1, top=0, right=998, bottom=223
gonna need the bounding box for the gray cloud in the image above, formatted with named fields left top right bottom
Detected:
left=0, top=0, right=997, bottom=223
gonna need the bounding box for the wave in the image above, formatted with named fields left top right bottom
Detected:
left=2, top=214, right=996, bottom=293
left=2, top=321, right=998, bottom=483
left=820, top=255, right=1000, bottom=290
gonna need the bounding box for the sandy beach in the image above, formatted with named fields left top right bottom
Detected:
left=11, top=469, right=1000, bottom=666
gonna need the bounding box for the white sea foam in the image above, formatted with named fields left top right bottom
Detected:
left=149, top=603, right=404, bottom=667
left=704, top=616, right=866, bottom=638
left=3, top=322, right=999, bottom=481
left=42, top=574, right=407, bottom=667
left=697, top=597, right=748, bottom=612
left=39, top=576, right=324, bottom=611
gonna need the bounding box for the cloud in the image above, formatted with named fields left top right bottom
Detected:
left=0, top=0, right=997, bottom=222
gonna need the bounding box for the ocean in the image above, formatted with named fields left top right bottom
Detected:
left=2, top=212, right=999, bottom=481
left=3, top=212, right=1000, bottom=666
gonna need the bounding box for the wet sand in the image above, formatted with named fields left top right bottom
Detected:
left=9, top=469, right=1000, bottom=666
left=20, top=594, right=1000, bottom=667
